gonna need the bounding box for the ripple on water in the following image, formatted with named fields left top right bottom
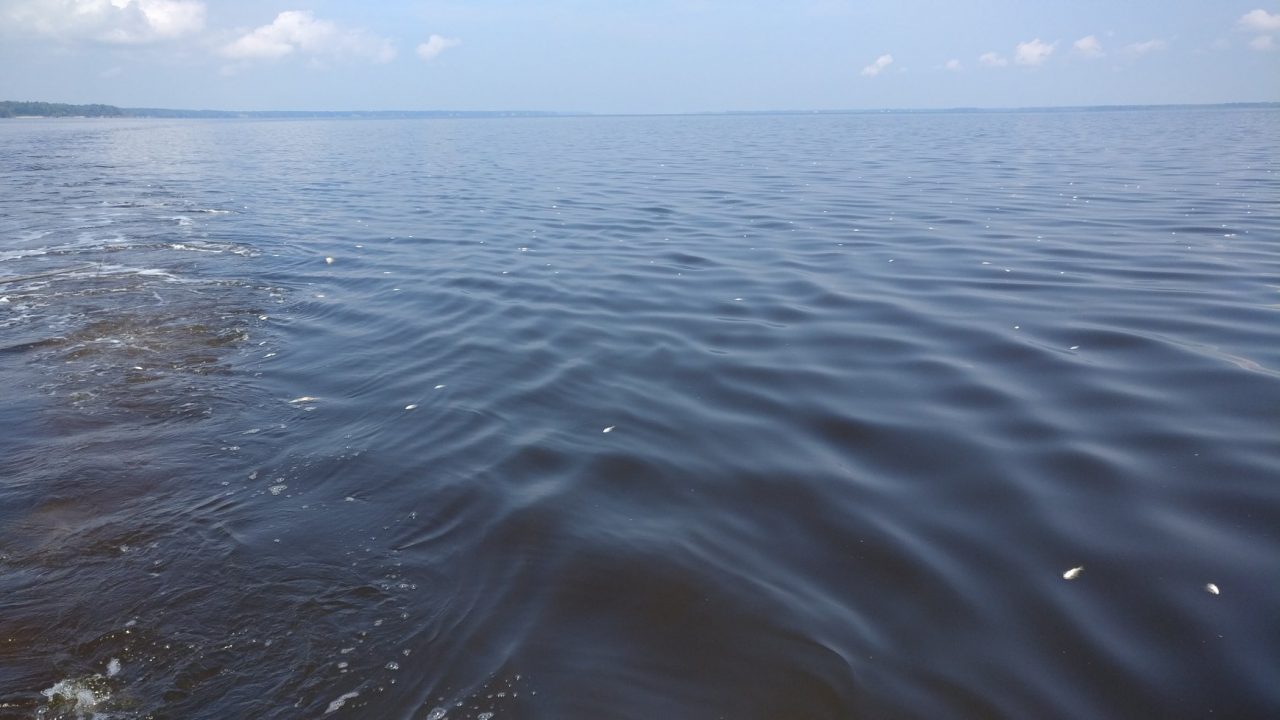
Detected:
left=2, top=109, right=1279, bottom=719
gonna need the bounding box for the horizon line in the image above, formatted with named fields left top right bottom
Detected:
left=3, top=99, right=1278, bottom=119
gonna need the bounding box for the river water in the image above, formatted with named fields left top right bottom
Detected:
left=1, top=109, right=1277, bottom=719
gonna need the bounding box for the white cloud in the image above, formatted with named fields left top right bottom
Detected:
left=860, top=53, right=893, bottom=77
left=859, top=53, right=893, bottom=77
left=5, top=0, right=205, bottom=44
left=221, top=11, right=396, bottom=64
left=416, top=34, right=461, bottom=61
left=1251, top=34, right=1275, bottom=51
left=1073, top=35, right=1104, bottom=58
left=944, top=58, right=961, bottom=71
left=1014, top=38, right=1056, bottom=66
left=978, top=51, right=1007, bottom=67
left=1239, top=9, right=1280, bottom=32
left=1125, top=38, right=1167, bottom=55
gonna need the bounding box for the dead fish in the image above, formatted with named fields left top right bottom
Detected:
left=1206, top=583, right=1220, bottom=595
left=603, top=426, right=615, bottom=433
left=1063, top=566, right=1084, bottom=580
left=288, top=396, right=318, bottom=404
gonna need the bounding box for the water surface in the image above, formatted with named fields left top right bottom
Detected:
left=1, top=109, right=1278, bottom=719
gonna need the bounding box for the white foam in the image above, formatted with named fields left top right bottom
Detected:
left=41, top=676, right=109, bottom=714
left=76, top=263, right=196, bottom=284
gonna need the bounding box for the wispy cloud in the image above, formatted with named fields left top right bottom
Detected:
left=221, top=11, right=395, bottom=64
left=944, top=58, right=961, bottom=71
left=860, top=53, right=894, bottom=77
left=4, top=0, right=205, bottom=44
left=1073, top=35, right=1104, bottom=58
left=978, top=51, right=1008, bottom=67
left=1125, top=38, right=1167, bottom=55
left=1239, top=9, right=1280, bottom=32
left=1251, top=34, right=1275, bottom=51
left=416, top=34, right=461, bottom=61
left=1014, top=38, right=1056, bottom=66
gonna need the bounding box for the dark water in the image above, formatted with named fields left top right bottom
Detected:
left=1, top=109, right=1277, bottom=719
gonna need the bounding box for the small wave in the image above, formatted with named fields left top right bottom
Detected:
left=0, top=247, right=50, bottom=263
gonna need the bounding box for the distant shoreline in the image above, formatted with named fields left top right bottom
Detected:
left=2, top=99, right=1277, bottom=119
left=0, top=101, right=569, bottom=119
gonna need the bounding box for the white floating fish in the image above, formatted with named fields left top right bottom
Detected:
left=1063, top=566, right=1084, bottom=580
left=404, top=404, right=418, bottom=410
left=324, top=256, right=334, bottom=264
left=1069, top=346, right=1080, bottom=351
left=288, top=396, right=318, bottom=404
left=1206, top=583, right=1220, bottom=595
left=325, top=690, right=360, bottom=715
left=603, top=425, right=615, bottom=433
left=434, top=384, right=446, bottom=389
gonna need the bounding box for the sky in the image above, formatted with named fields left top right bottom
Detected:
left=0, top=0, right=1277, bottom=113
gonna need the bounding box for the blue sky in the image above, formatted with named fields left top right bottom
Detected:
left=1, top=0, right=1277, bottom=112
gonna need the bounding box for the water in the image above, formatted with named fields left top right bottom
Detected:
left=0, top=109, right=1277, bottom=719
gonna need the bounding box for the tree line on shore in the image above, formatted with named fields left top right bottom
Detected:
left=0, top=100, right=568, bottom=119
left=0, top=101, right=129, bottom=117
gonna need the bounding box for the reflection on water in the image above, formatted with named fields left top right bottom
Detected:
left=1, top=110, right=1279, bottom=719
